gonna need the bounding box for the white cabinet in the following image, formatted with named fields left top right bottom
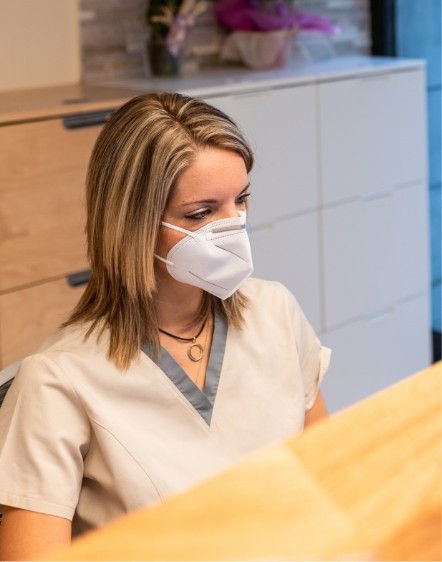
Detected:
left=318, top=69, right=428, bottom=205
left=198, top=59, right=431, bottom=412
left=207, top=84, right=322, bottom=333
left=321, top=294, right=431, bottom=412
left=322, top=183, right=429, bottom=330
left=318, top=67, right=431, bottom=411
left=322, top=192, right=399, bottom=329
left=206, top=83, right=318, bottom=225
left=248, top=213, right=321, bottom=332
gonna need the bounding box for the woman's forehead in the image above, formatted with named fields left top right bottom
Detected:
left=169, top=148, right=248, bottom=206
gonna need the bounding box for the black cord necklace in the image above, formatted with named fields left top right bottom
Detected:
left=158, top=318, right=207, bottom=362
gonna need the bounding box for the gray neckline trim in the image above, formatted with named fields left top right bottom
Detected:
left=141, top=313, right=227, bottom=425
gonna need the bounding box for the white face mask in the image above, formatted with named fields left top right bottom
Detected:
left=155, top=211, right=253, bottom=299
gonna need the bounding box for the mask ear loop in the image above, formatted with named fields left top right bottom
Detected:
left=154, top=254, right=173, bottom=266
left=161, top=222, right=199, bottom=238
left=154, top=222, right=198, bottom=266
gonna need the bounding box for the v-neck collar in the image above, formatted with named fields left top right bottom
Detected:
left=141, top=313, right=227, bottom=425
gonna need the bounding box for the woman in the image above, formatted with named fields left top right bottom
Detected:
left=0, top=92, right=330, bottom=560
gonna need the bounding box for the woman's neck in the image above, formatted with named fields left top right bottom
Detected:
left=154, top=275, right=205, bottom=334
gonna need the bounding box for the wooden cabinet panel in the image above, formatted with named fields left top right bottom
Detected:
left=207, top=83, right=318, bottom=226
left=0, top=118, right=101, bottom=291
left=0, top=276, right=86, bottom=367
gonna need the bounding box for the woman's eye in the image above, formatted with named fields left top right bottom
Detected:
left=236, top=192, right=251, bottom=205
left=186, top=209, right=210, bottom=221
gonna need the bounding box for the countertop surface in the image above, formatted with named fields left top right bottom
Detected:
left=0, top=83, right=142, bottom=125
left=100, top=55, right=425, bottom=99
left=0, top=55, right=424, bottom=125
left=52, top=361, right=441, bottom=561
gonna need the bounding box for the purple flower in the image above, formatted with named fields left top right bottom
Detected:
left=215, top=0, right=340, bottom=33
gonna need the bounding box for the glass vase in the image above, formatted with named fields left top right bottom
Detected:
left=147, top=39, right=183, bottom=77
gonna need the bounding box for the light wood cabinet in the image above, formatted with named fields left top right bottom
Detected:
left=0, top=119, right=97, bottom=291
left=0, top=103, right=116, bottom=367
left=0, top=277, right=87, bottom=366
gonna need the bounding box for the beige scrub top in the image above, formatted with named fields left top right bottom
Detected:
left=0, top=278, right=331, bottom=536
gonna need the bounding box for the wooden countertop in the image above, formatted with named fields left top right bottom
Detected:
left=51, top=361, right=442, bottom=561
left=0, top=83, right=144, bottom=125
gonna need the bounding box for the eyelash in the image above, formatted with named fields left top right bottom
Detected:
left=185, top=192, right=251, bottom=221
left=237, top=192, right=251, bottom=205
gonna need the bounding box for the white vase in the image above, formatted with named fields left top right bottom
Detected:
left=220, top=28, right=297, bottom=69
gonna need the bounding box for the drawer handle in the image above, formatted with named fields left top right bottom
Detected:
left=232, top=91, right=271, bottom=102
left=362, top=192, right=393, bottom=206
left=358, top=73, right=390, bottom=84
left=67, top=269, right=91, bottom=287
left=366, top=308, right=395, bottom=326
left=63, top=110, right=114, bottom=129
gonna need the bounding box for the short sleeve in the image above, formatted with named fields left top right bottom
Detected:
left=0, top=354, right=90, bottom=519
left=283, top=284, right=332, bottom=411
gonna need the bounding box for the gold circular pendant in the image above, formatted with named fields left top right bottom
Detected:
left=188, top=342, right=204, bottom=362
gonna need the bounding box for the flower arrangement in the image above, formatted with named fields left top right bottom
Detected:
left=146, top=0, right=208, bottom=56
left=214, top=0, right=340, bottom=69
left=215, top=0, right=340, bottom=34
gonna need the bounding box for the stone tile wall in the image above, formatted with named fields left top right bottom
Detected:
left=79, top=0, right=370, bottom=81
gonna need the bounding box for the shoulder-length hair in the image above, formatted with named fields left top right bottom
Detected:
left=65, top=92, right=254, bottom=369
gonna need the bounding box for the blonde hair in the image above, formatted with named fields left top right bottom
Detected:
left=65, top=92, right=254, bottom=369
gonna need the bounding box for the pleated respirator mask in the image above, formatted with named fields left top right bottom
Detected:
left=155, top=211, right=253, bottom=299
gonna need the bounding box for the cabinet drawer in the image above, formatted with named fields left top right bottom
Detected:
left=322, top=183, right=429, bottom=329
left=0, top=117, right=102, bottom=291
left=319, top=69, right=427, bottom=205
left=207, top=83, right=318, bottom=225
left=321, top=294, right=431, bottom=413
left=0, top=276, right=86, bottom=367
left=249, top=212, right=321, bottom=332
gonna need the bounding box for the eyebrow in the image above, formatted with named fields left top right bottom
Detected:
left=179, top=184, right=250, bottom=207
